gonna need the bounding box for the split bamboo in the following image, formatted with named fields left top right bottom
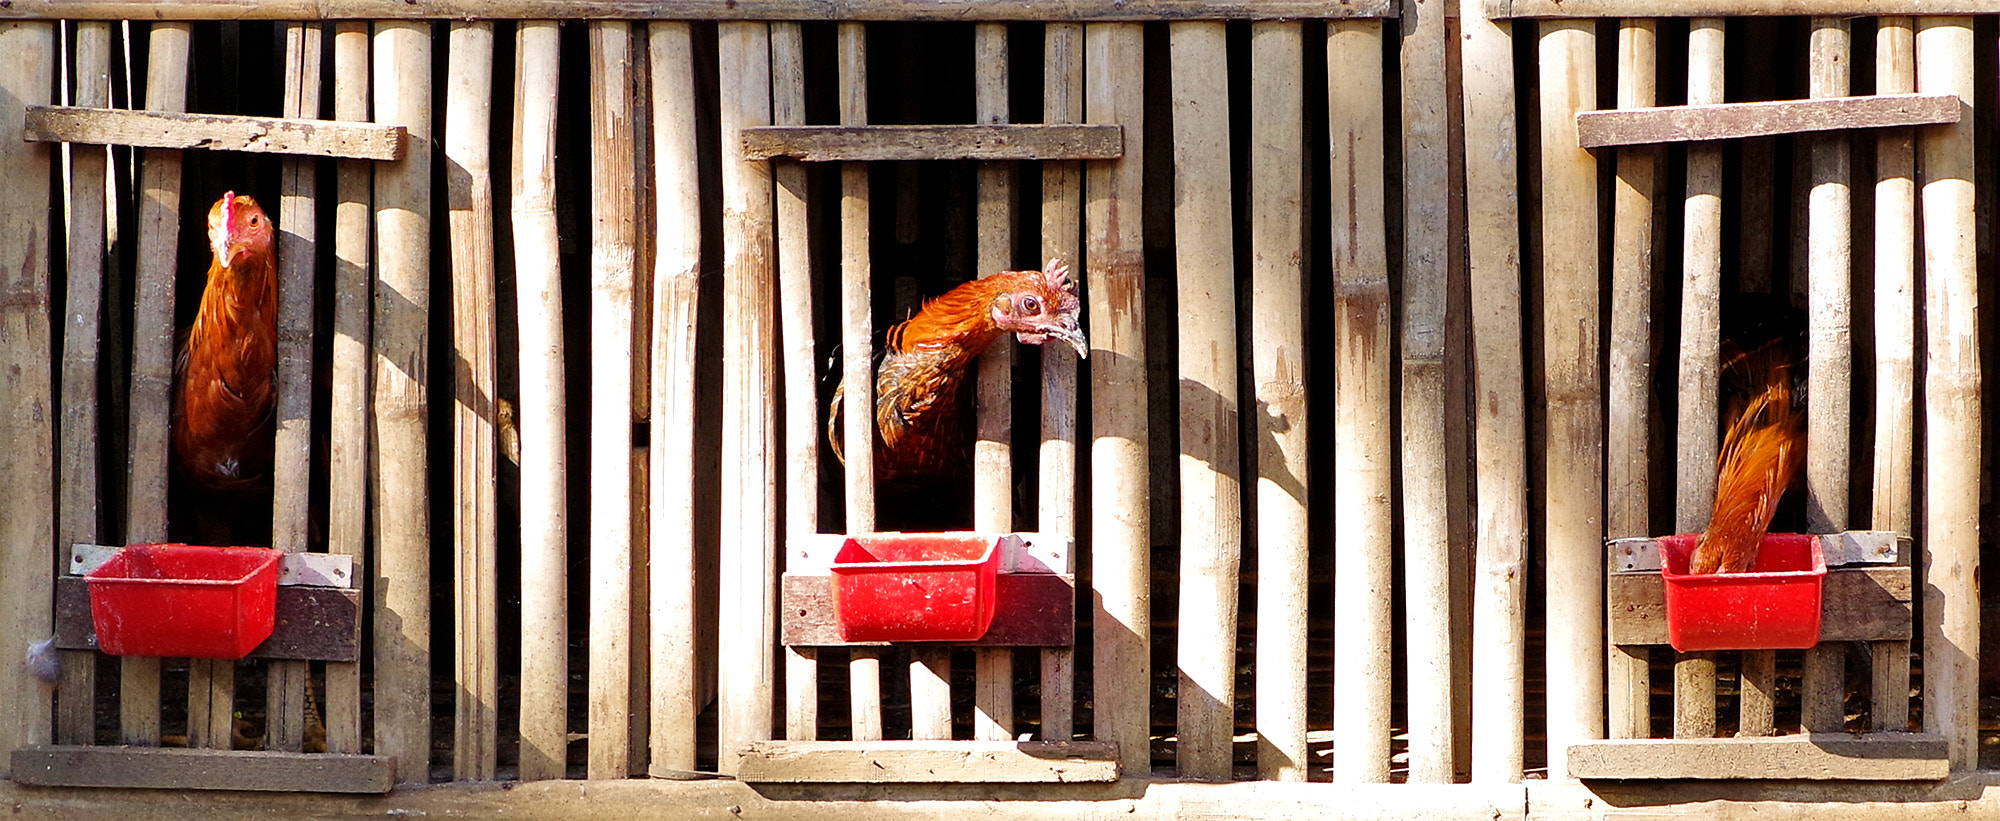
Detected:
left=1869, top=16, right=1915, bottom=734
left=1674, top=17, right=1724, bottom=741
left=770, top=20, right=818, bottom=744
left=835, top=21, right=884, bottom=744
left=972, top=21, right=1015, bottom=744
left=1038, top=19, right=1083, bottom=743
left=325, top=19, right=370, bottom=756
left=1800, top=16, right=1851, bottom=736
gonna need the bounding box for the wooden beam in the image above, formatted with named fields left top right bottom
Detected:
left=0, top=0, right=1398, bottom=20
left=741, top=124, right=1120, bottom=162
left=24, top=105, right=401, bottom=160
left=1491, top=0, right=1994, bottom=17
left=1575, top=93, right=1958, bottom=149
left=53, top=577, right=361, bottom=662
left=1567, top=734, right=1948, bottom=781
left=1607, top=566, right=1912, bottom=646
left=781, top=573, right=1075, bottom=647
left=736, top=741, right=1118, bottom=783
left=10, top=745, right=394, bottom=793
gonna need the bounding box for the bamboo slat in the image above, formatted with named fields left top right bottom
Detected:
left=372, top=19, right=433, bottom=783
left=512, top=19, right=567, bottom=781
left=0, top=0, right=1400, bottom=21
left=325, top=19, right=369, bottom=757
left=1869, top=16, right=1916, bottom=735
left=1673, top=18, right=1724, bottom=740
left=769, top=20, right=818, bottom=745
left=0, top=19, right=54, bottom=777
left=55, top=19, right=110, bottom=747
left=1916, top=15, right=1978, bottom=771
left=1328, top=18, right=1391, bottom=784
left=971, top=21, right=1015, bottom=744
left=445, top=19, right=497, bottom=777
left=834, top=21, right=883, bottom=744
left=1038, top=20, right=1083, bottom=744
left=1084, top=20, right=1149, bottom=777
left=717, top=21, right=779, bottom=774
left=1537, top=18, right=1602, bottom=776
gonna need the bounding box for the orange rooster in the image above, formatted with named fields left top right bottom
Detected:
left=1687, top=341, right=1803, bottom=575
left=170, top=191, right=277, bottom=546
left=830, top=257, right=1087, bottom=485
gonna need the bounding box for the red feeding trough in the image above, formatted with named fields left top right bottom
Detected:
left=85, top=543, right=281, bottom=659
left=830, top=533, right=1002, bottom=642
left=1658, top=533, right=1826, bottom=653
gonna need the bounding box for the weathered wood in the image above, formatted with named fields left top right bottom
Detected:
left=325, top=18, right=370, bottom=757
left=1869, top=18, right=1916, bottom=740
left=1038, top=19, right=1082, bottom=745
left=1607, top=566, right=1913, bottom=646
left=1738, top=649, right=1776, bottom=737
left=736, top=741, right=1118, bottom=784
left=0, top=0, right=1400, bottom=20
left=835, top=20, right=880, bottom=746
left=511, top=18, right=567, bottom=783
left=25, top=105, right=401, bottom=160
left=743, top=124, right=1121, bottom=162
left=768, top=20, right=817, bottom=746
left=1491, top=0, right=1993, bottom=17
left=780, top=573, right=1076, bottom=647
left=970, top=21, right=1015, bottom=745
left=53, top=577, right=362, bottom=662
left=1575, top=93, right=1958, bottom=149
left=910, top=649, right=952, bottom=740
left=1567, top=734, right=1948, bottom=781
left=10, top=745, right=394, bottom=793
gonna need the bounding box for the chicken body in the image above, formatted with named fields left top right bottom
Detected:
left=1688, top=342, right=1803, bottom=575
left=171, top=191, right=277, bottom=544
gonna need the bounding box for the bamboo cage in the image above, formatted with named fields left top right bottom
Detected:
left=0, top=3, right=1994, bottom=819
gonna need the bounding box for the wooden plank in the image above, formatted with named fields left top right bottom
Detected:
left=1038, top=19, right=1082, bottom=745
left=25, top=105, right=402, bottom=160
left=10, top=745, right=394, bottom=793
left=910, top=649, right=953, bottom=740
left=0, top=0, right=1401, bottom=21
left=1084, top=20, right=1149, bottom=778
left=53, top=578, right=362, bottom=662
left=1607, top=566, right=1914, bottom=646
left=768, top=20, right=816, bottom=746
left=735, top=741, right=1118, bottom=784
left=1575, top=93, right=1958, bottom=149
left=325, top=19, right=369, bottom=757
left=970, top=21, right=1015, bottom=746
left=1567, top=734, right=1948, bottom=781
left=743, top=124, right=1121, bottom=162
left=1491, top=0, right=1994, bottom=18
left=781, top=573, right=1075, bottom=647
left=1738, top=649, right=1776, bottom=737
left=835, top=21, right=881, bottom=746
left=373, top=19, right=432, bottom=783
left=1870, top=17, right=1916, bottom=739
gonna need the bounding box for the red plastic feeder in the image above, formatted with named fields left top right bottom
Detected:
left=84, top=544, right=282, bottom=659
left=830, top=533, right=1002, bottom=642
left=1657, top=533, right=1826, bottom=653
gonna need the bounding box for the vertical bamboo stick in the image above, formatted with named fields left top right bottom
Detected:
left=1538, top=19, right=1602, bottom=777
left=586, top=19, right=638, bottom=780
left=1604, top=18, right=1657, bottom=743
left=0, top=19, right=54, bottom=777
left=1328, top=18, right=1390, bottom=784
left=445, top=19, right=497, bottom=776
left=971, top=21, right=1016, bottom=744
left=1917, top=15, right=1978, bottom=771
left=326, top=20, right=370, bottom=756
left=1170, top=20, right=1239, bottom=782
left=121, top=20, right=189, bottom=749
left=1246, top=19, right=1306, bottom=783
left=56, top=19, right=110, bottom=747
left=1460, top=0, right=1527, bottom=779
left=513, top=19, right=567, bottom=781
left=373, top=19, right=432, bottom=783
left=768, top=20, right=818, bottom=744
left=1870, top=16, right=1916, bottom=735
left=836, top=22, right=884, bottom=743
left=1674, top=17, right=1725, bottom=742
left=717, top=20, right=778, bottom=773
left=1039, top=20, right=1083, bottom=744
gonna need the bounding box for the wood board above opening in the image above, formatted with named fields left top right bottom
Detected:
left=742, top=124, right=1122, bottom=162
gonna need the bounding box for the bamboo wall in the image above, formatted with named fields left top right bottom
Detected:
left=0, top=1, right=1992, bottom=799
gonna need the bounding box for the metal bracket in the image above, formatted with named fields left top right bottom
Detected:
left=68, top=543, right=356, bottom=589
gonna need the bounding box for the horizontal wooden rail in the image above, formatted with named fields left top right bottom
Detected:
left=1568, top=734, right=1948, bottom=781
left=742, top=124, right=1122, bottom=161
left=1491, top=0, right=1996, bottom=18
left=10, top=746, right=395, bottom=793
left=737, top=741, right=1120, bottom=783
left=23, top=106, right=403, bottom=160
left=0, top=0, right=1396, bottom=20
left=1577, top=93, right=1959, bottom=148
left=1608, top=566, right=1911, bottom=646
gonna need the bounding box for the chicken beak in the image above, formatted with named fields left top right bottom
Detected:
left=1048, top=323, right=1088, bottom=359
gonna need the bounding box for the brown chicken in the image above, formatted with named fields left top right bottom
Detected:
left=170, top=191, right=277, bottom=545
left=830, top=257, right=1088, bottom=485
left=1687, top=341, right=1803, bottom=575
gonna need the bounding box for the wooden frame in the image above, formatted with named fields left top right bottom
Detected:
left=0, top=0, right=1398, bottom=19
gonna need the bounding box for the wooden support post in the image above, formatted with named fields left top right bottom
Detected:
left=769, top=20, right=818, bottom=745
left=971, top=21, right=1015, bottom=744
left=1674, top=17, right=1724, bottom=741
left=1537, top=18, right=1602, bottom=776
left=835, top=22, right=883, bottom=744
left=1800, top=16, right=1851, bottom=736
left=326, top=20, right=370, bottom=757
left=1329, top=18, right=1391, bottom=784
left=1039, top=19, right=1083, bottom=744
left=373, top=19, right=432, bottom=783
left=911, top=650, right=953, bottom=740
left=1869, top=16, right=1916, bottom=735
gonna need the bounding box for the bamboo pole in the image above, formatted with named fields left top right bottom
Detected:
left=1085, top=20, right=1149, bottom=776
left=512, top=18, right=567, bottom=781
left=56, top=19, right=110, bottom=747
left=972, top=21, right=1015, bottom=744
left=446, top=19, right=498, bottom=776
left=1461, top=0, right=1526, bottom=780
left=769, top=20, right=818, bottom=744
left=1246, top=19, right=1306, bottom=783
left=1538, top=19, right=1603, bottom=777
left=121, top=19, right=188, bottom=749
left=373, top=19, right=432, bottom=782
left=836, top=22, right=883, bottom=743
left=1604, top=17, right=1656, bottom=743
left=1328, top=18, right=1390, bottom=784
left=1800, top=15, right=1851, bottom=736
left=1170, top=20, right=1239, bottom=782
left=587, top=19, right=638, bottom=780
left=1039, top=20, right=1083, bottom=744
left=1916, top=15, right=1978, bottom=771
left=0, top=19, right=54, bottom=777
left=1869, top=16, right=1915, bottom=735
left=326, top=20, right=369, bottom=756
left=911, top=650, right=953, bottom=740
left=717, top=20, right=779, bottom=774
left=1673, top=17, right=1724, bottom=742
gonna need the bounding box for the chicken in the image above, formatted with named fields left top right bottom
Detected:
left=830, top=257, right=1087, bottom=487
left=1687, top=341, right=1803, bottom=575
left=170, top=191, right=277, bottom=546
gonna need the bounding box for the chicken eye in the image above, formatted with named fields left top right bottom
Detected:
left=1019, top=295, right=1042, bottom=314
left=249, top=216, right=260, bottom=226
